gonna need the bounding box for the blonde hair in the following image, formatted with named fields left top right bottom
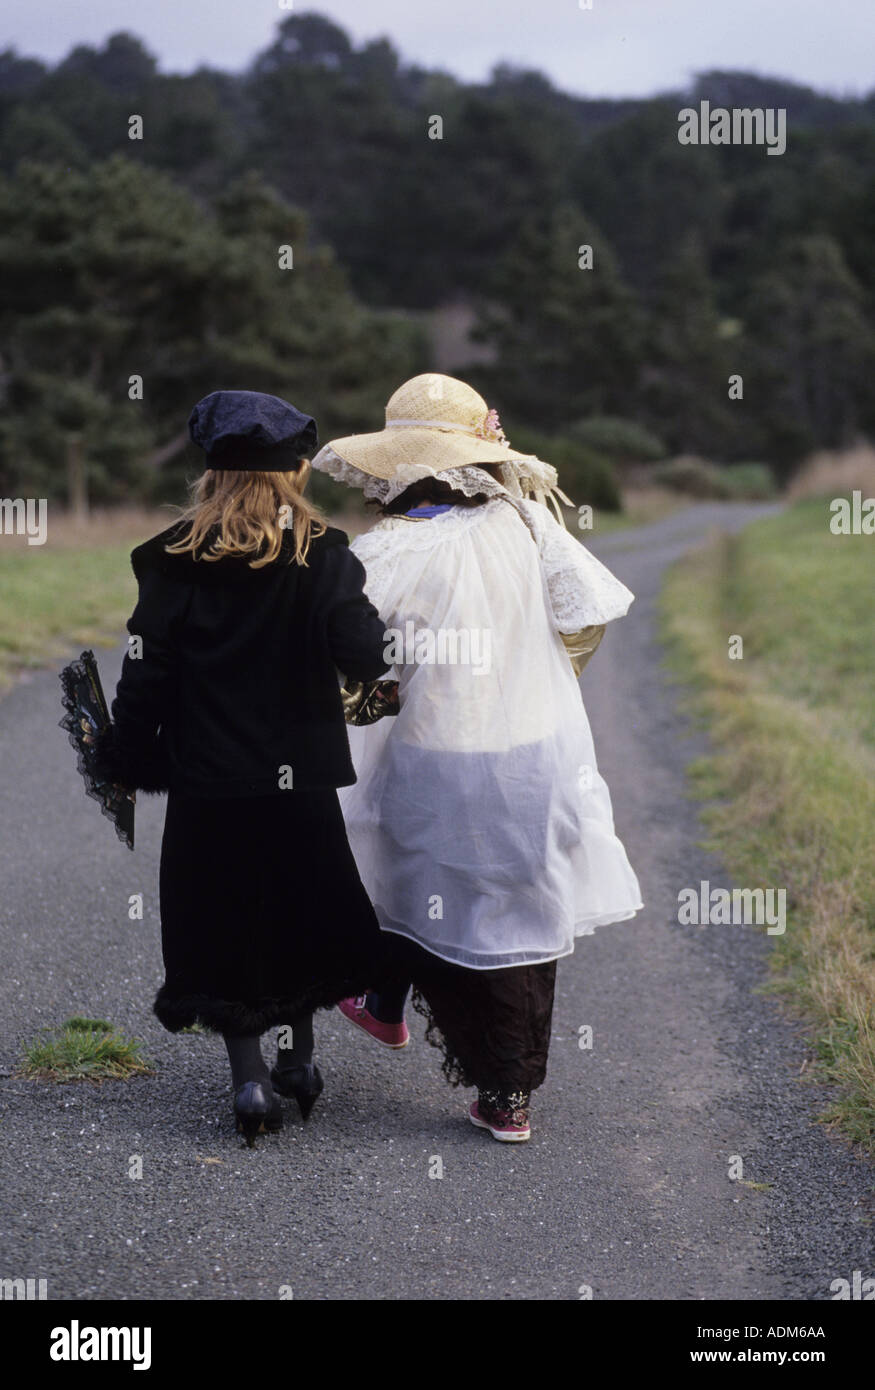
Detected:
left=166, top=462, right=327, bottom=568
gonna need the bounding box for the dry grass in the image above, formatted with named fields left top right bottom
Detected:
left=0, top=506, right=175, bottom=552
left=561, top=485, right=692, bottom=536
left=619, top=486, right=694, bottom=527
left=788, top=442, right=875, bottom=501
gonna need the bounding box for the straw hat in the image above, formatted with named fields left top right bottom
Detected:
left=318, top=374, right=548, bottom=478
left=313, top=373, right=572, bottom=521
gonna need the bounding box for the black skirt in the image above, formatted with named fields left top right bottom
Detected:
left=153, top=789, right=390, bottom=1036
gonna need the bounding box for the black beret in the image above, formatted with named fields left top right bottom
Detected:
left=188, top=390, right=318, bottom=471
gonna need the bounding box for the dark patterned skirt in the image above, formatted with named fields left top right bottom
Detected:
left=388, top=937, right=557, bottom=1094
left=154, top=789, right=391, bottom=1036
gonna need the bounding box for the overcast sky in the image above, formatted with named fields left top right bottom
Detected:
left=4, top=0, right=873, bottom=99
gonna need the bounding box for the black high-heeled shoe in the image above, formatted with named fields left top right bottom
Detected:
left=233, top=1080, right=283, bottom=1147
left=269, top=1062, right=324, bottom=1121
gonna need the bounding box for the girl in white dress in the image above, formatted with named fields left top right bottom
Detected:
left=313, top=374, right=643, bottom=1141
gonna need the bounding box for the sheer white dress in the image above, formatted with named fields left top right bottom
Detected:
left=340, top=495, right=643, bottom=969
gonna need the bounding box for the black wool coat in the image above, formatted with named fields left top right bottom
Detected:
left=96, top=521, right=388, bottom=797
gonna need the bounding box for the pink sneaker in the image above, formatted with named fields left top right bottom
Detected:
left=338, top=995, right=410, bottom=1049
left=468, top=1099, right=531, bottom=1143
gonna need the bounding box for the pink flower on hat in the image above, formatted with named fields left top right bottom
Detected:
left=475, top=408, right=509, bottom=447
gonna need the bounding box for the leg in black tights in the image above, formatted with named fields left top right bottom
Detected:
left=273, top=1012, right=315, bottom=1079
left=366, top=981, right=410, bottom=1025
left=224, top=1033, right=270, bottom=1089
left=270, top=1013, right=323, bottom=1118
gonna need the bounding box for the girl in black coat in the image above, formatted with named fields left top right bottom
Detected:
left=96, top=391, right=391, bottom=1144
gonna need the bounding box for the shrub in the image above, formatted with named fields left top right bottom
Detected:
left=567, top=415, right=668, bottom=464
left=508, top=424, right=622, bottom=512
left=722, top=463, right=777, bottom=499
left=652, top=456, right=732, bottom=498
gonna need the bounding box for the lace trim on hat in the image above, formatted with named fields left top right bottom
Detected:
left=312, top=445, right=569, bottom=516
left=313, top=446, right=509, bottom=504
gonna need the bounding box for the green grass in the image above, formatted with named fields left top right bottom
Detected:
left=660, top=498, right=875, bottom=1150
left=0, top=538, right=137, bottom=692
left=19, top=1016, right=153, bottom=1082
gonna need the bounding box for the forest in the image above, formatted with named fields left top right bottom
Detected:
left=1, top=12, right=873, bottom=509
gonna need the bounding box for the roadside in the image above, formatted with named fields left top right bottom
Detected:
left=660, top=498, right=875, bottom=1149
left=0, top=508, right=153, bottom=695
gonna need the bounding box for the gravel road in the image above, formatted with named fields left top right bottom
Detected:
left=1, top=500, right=872, bottom=1300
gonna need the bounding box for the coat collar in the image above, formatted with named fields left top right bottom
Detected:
left=131, top=522, right=347, bottom=584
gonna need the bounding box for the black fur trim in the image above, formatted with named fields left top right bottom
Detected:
left=154, top=975, right=379, bottom=1036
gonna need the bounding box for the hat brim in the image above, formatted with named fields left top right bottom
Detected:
left=317, top=426, right=536, bottom=481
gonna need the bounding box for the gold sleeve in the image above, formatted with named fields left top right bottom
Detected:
left=560, top=625, right=606, bottom=677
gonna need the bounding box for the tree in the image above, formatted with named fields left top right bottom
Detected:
left=54, top=33, right=158, bottom=93
left=0, top=105, right=87, bottom=171
left=3, top=19, right=875, bottom=491
left=740, top=234, right=875, bottom=472
left=0, top=48, right=47, bottom=99
left=252, top=15, right=354, bottom=76
left=641, top=237, right=745, bottom=458
left=573, top=102, right=729, bottom=296
left=471, top=204, right=644, bottom=431
left=0, top=158, right=424, bottom=502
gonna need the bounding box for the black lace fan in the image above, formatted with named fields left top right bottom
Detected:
left=59, top=650, right=135, bottom=850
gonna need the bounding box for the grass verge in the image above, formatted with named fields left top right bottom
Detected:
left=660, top=498, right=875, bottom=1150
left=0, top=509, right=164, bottom=694
left=19, top=1016, right=154, bottom=1081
